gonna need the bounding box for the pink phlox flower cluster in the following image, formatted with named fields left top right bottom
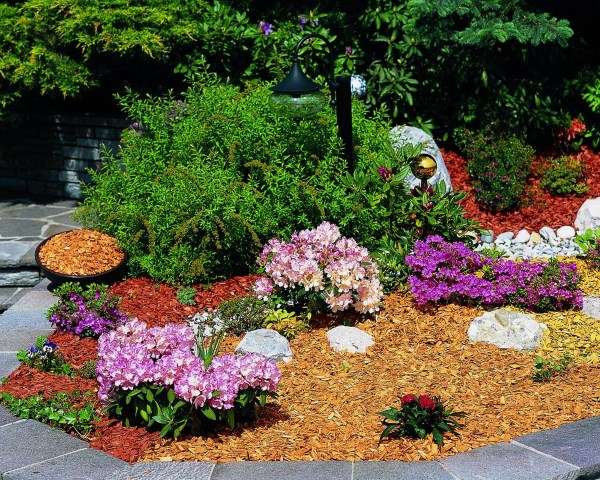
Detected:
left=254, top=222, right=383, bottom=313
left=406, top=235, right=583, bottom=311
left=97, top=320, right=281, bottom=409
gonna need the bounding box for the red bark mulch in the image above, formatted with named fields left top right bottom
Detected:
left=49, top=331, right=98, bottom=367
left=443, top=147, right=600, bottom=233
left=110, top=274, right=261, bottom=327
left=0, top=366, right=97, bottom=400
left=90, top=418, right=161, bottom=463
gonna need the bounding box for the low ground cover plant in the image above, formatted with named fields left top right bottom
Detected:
left=406, top=236, right=582, bottom=311
left=47, top=282, right=127, bottom=337
left=380, top=394, right=463, bottom=446
left=540, top=156, right=588, bottom=196
left=0, top=392, right=97, bottom=437
left=532, top=355, right=572, bottom=382
left=16, top=336, right=73, bottom=376
left=97, top=319, right=280, bottom=438
left=254, top=222, right=383, bottom=315
left=575, top=228, right=600, bottom=269
left=454, top=128, right=534, bottom=212
left=176, top=287, right=197, bottom=306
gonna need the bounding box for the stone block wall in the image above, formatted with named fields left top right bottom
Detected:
left=0, top=114, right=129, bottom=199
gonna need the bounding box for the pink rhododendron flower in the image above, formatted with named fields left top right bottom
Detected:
left=254, top=222, right=383, bottom=314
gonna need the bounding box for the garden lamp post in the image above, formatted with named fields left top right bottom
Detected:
left=410, top=154, right=438, bottom=191
left=271, top=34, right=355, bottom=169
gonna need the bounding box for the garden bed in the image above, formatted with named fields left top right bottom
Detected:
left=444, top=147, right=600, bottom=233
left=2, top=267, right=600, bottom=463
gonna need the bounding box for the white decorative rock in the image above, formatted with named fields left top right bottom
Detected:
left=514, top=229, right=530, bottom=243
left=468, top=309, right=546, bottom=351
left=389, top=125, right=453, bottom=191
left=539, top=227, right=557, bottom=242
left=583, top=296, right=600, bottom=320
left=326, top=326, right=374, bottom=354
left=495, top=232, right=514, bottom=243
left=557, top=225, right=576, bottom=240
left=575, top=198, right=600, bottom=233
left=480, top=230, right=494, bottom=244
left=529, top=232, right=542, bottom=245
left=235, top=329, right=292, bottom=363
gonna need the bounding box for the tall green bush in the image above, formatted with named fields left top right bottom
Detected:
left=1, top=0, right=591, bottom=144
left=76, top=78, right=477, bottom=285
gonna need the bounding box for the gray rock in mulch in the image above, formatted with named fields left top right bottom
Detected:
left=539, top=226, right=557, bottom=242
left=235, top=329, right=292, bottom=363
left=467, top=309, right=546, bottom=351
left=582, top=296, right=600, bottom=320
left=326, top=326, right=374, bottom=354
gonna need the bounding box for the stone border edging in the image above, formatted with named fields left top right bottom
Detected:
left=1, top=286, right=599, bottom=480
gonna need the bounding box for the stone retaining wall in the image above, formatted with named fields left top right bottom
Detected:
left=0, top=114, right=128, bottom=199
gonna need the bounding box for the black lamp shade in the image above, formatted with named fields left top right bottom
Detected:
left=272, top=62, right=322, bottom=96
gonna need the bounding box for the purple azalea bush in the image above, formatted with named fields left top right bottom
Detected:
left=406, top=235, right=582, bottom=311
left=254, top=222, right=383, bottom=314
left=97, top=319, right=281, bottom=437
left=47, top=282, right=127, bottom=337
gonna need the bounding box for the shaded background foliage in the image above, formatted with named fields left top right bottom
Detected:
left=1, top=0, right=598, bottom=144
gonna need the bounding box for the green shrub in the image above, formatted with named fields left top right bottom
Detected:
left=455, top=128, right=534, bottom=212
left=176, top=287, right=197, bottom=306
left=540, top=156, right=588, bottom=196
left=582, top=78, right=600, bottom=149
left=532, top=355, right=571, bottom=382
left=77, top=79, right=477, bottom=286
left=263, top=309, right=309, bottom=339
left=216, top=297, right=271, bottom=336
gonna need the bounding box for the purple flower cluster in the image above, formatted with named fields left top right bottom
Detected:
left=254, top=222, right=383, bottom=313
left=48, top=289, right=128, bottom=337
left=97, top=320, right=281, bottom=410
left=406, top=235, right=582, bottom=311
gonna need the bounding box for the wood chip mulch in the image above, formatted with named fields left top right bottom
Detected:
left=110, top=275, right=261, bottom=327
left=444, top=147, right=600, bottom=234
left=48, top=331, right=98, bottom=367
left=143, top=294, right=600, bottom=463
left=89, top=418, right=160, bottom=462
left=38, top=229, right=125, bottom=275
left=0, top=366, right=97, bottom=400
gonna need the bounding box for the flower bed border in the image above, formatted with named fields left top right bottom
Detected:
left=1, top=283, right=599, bottom=480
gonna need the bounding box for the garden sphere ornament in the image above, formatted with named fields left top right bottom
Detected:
left=272, top=34, right=362, bottom=170
left=410, top=154, right=438, bottom=191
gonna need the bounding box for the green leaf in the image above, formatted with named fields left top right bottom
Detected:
left=201, top=406, right=217, bottom=421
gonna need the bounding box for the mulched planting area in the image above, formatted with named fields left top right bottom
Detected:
left=444, top=147, right=600, bottom=233
left=3, top=267, right=600, bottom=463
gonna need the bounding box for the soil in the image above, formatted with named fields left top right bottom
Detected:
left=38, top=229, right=125, bottom=275
left=444, top=147, right=600, bottom=234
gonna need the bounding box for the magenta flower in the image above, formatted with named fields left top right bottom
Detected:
left=259, top=21, right=274, bottom=36
left=377, top=166, right=393, bottom=181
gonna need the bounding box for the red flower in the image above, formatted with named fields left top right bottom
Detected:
left=418, top=394, right=436, bottom=411
left=564, top=118, right=587, bottom=141
left=400, top=394, right=417, bottom=405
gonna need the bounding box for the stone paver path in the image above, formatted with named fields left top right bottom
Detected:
left=0, top=197, right=80, bottom=301
left=1, top=286, right=600, bottom=479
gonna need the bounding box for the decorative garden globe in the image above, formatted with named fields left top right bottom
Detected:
left=350, top=74, right=367, bottom=98
left=410, top=154, right=438, bottom=190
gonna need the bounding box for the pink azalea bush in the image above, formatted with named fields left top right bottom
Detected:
left=254, top=222, right=383, bottom=314
left=97, top=319, right=281, bottom=437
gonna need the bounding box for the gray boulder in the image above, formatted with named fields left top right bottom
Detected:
left=468, top=309, right=546, bottom=351
left=326, top=326, right=374, bottom=354
left=575, top=197, right=600, bottom=232
left=583, top=296, right=600, bottom=320
left=235, top=328, right=292, bottom=363
left=389, top=125, right=453, bottom=191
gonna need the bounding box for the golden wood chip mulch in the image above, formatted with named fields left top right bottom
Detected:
left=143, top=293, right=600, bottom=463
left=38, top=229, right=125, bottom=275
